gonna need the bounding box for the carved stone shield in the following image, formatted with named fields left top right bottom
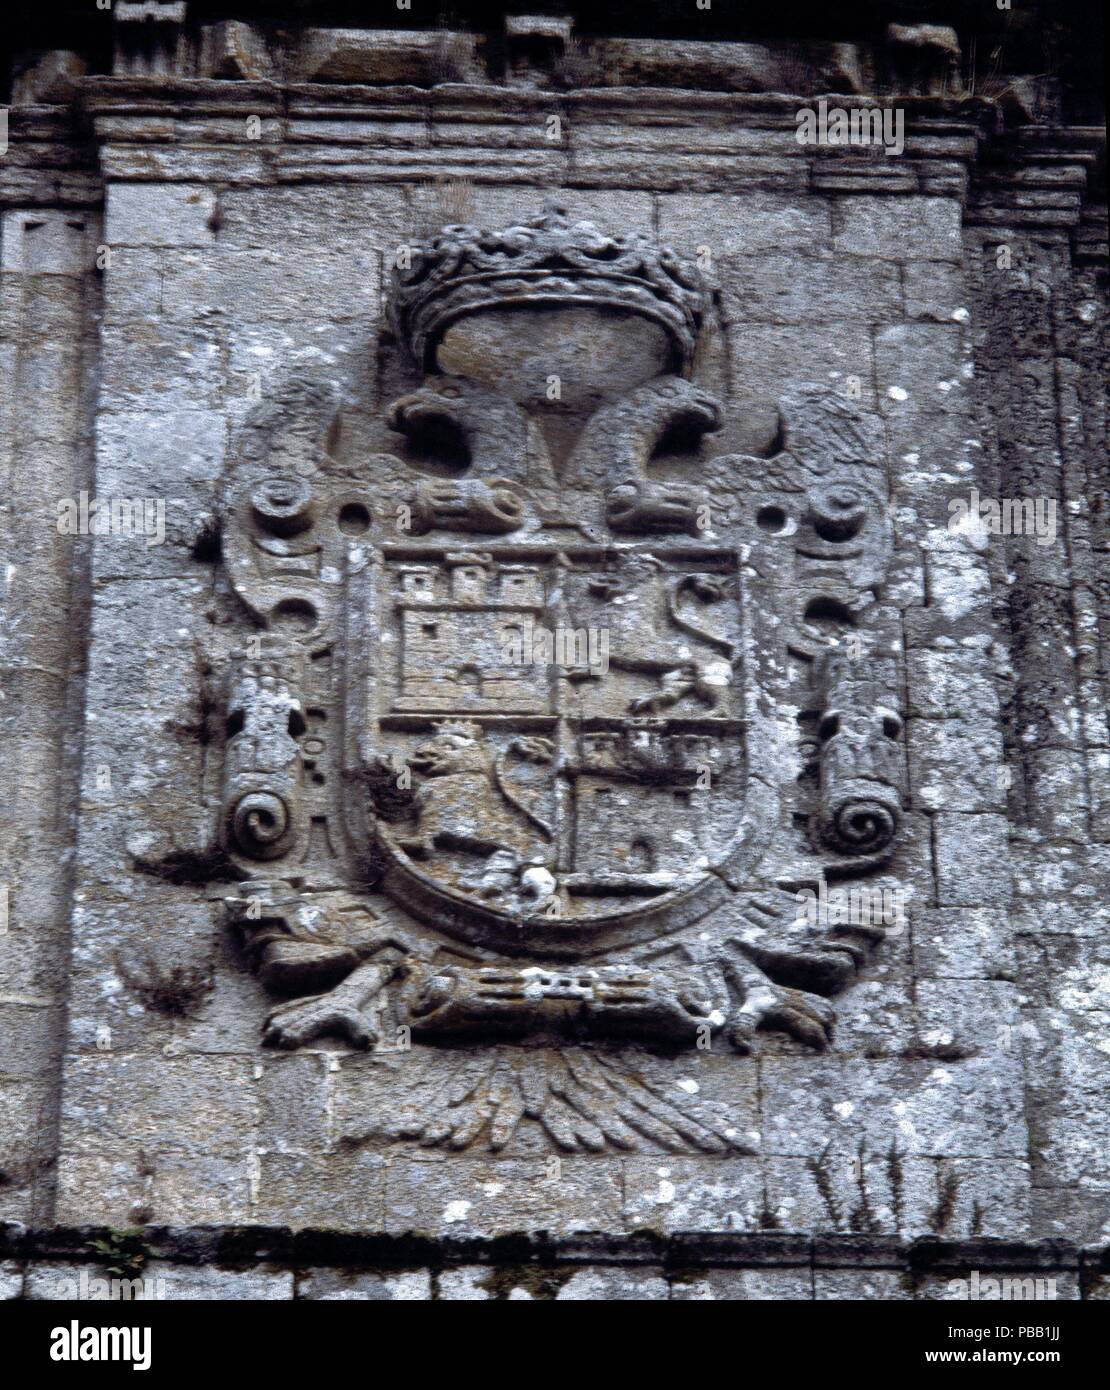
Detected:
left=344, top=536, right=777, bottom=956
left=215, top=209, right=904, bottom=1106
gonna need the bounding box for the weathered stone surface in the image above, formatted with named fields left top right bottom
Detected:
left=141, top=1262, right=294, bottom=1300
left=815, top=1268, right=911, bottom=1299
left=761, top=1056, right=1027, bottom=1160
left=553, top=1267, right=670, bottom=1300
left=298, top=1267, right=432, bottom=1300
left=833, top=197, right=963, bottom=261
left=657, top=194, right=832, bottom=256
left=671, top=1267, right=814, bottom=1299
left=1, top=4, right=1106, bottom=1303
left=106, top=185, right=218, bottom=249
left=0, top=1263, right=23, bottom=1300
left=5, top=1229, right=1106, bottom=1300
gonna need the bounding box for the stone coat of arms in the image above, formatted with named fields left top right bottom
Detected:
left=211, top=208, right=904, bottom=1152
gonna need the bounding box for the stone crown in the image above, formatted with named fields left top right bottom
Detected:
left=390, top=206, right=711, bottom=370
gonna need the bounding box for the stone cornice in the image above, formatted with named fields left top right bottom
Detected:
left=2, top=78, right=1104, bottom=257
left=966, top=126, right=1107, bottom=236
left=0, top=106, right=101, bottom=209
left=76, top=79, right=997, bottom=196
left=74, top=77, right=1001, bottom=122
left=1, top=1223, right=1100, bottom=1275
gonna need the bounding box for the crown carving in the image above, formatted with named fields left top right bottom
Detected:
left=390, top=206, right=711, bottom=370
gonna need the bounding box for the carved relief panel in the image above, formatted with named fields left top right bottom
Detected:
left=212, top=209, right=904, bottom=1153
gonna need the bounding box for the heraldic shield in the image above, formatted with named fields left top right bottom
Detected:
left=213, top=208, right=906, bottom=1149
left=349, top=538, right=762, bottom=952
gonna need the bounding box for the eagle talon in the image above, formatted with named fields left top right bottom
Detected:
left=261, top=958, right=400, bottom=1049
left=264, top=994, right=377, bottom=1050
left=727, top=979, right=836, bottom=1053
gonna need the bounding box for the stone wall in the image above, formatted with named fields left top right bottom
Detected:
left=3, top=1226, right=1106, bottom=1302
left=0, top=7, right=1105, bottom=1298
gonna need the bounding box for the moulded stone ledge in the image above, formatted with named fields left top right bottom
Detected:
left=14, top=75, right=1101, bottom=242
left=0, top=1223, right=1101, bottom=1275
